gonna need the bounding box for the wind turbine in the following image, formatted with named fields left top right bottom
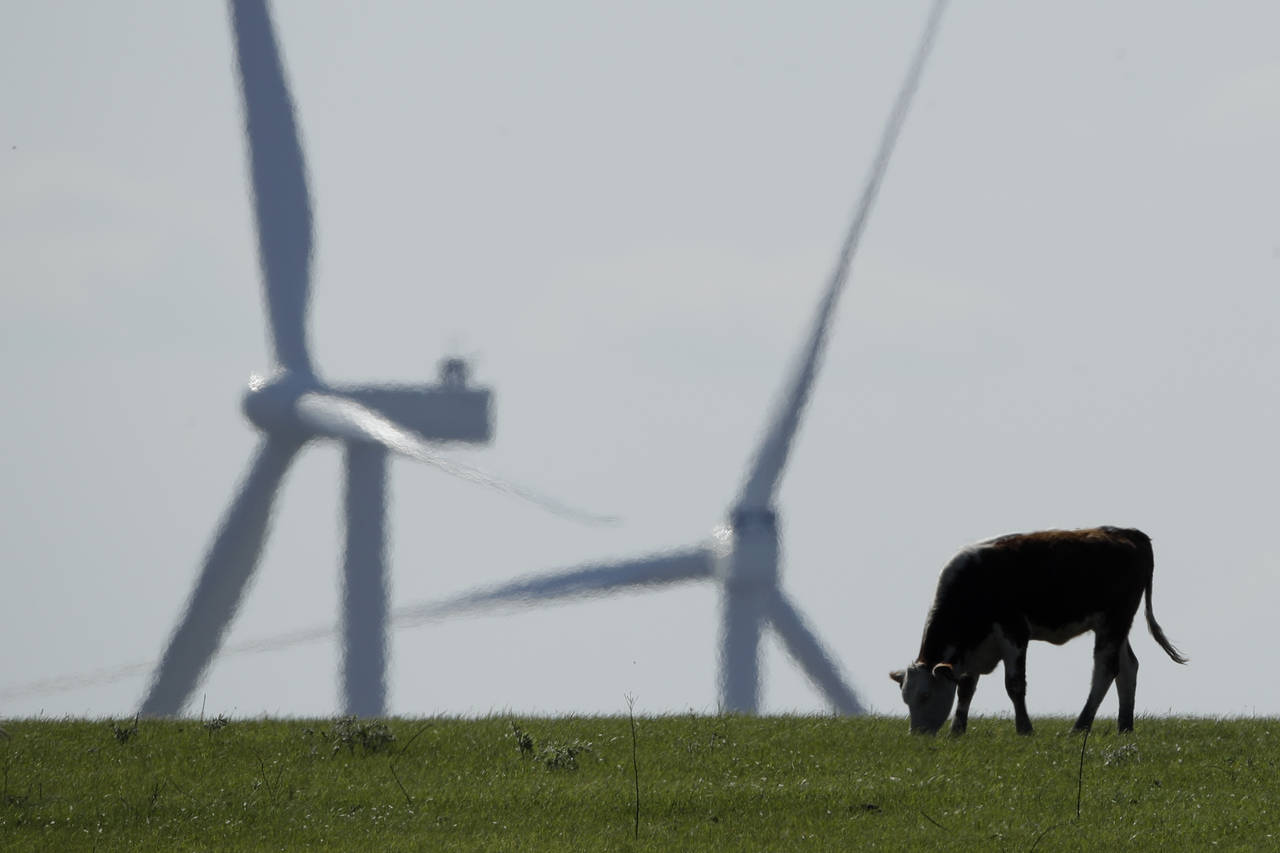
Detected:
left=387, top=1, right=949, bottom=715
left=140, top=0, right=608, bottom=718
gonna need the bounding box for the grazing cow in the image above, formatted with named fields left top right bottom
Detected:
left=890, top=527, right=1186, bottom=735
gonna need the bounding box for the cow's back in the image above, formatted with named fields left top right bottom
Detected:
left=980, top=527, right=1150, bottom=630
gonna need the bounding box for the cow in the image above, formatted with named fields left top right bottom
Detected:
left=890, top=526, right=1186, bottom=735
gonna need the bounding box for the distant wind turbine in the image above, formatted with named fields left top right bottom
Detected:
left=386, top=0, right=950, bottom=714
left=140, top=0, right=611, bottom=719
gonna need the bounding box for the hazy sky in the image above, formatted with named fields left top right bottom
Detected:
left=2, top=1, right=1277, bottom=721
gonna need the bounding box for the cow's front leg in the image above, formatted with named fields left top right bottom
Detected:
left=1074, top=633, right=1121, bottom=732
left=950, top=676, right=978, bottom=736
left=1003, top=644, right=1033, bottom=734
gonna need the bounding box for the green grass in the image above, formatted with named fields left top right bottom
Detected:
left=1, top=715, right=1275, bottom=851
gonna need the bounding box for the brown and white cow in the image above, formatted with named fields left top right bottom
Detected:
left=890, top=527, right=1186, bottom=735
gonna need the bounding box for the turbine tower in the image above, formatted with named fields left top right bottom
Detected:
left=140, top=0, right=607, bottom=718
left=389, top=0, right=949, bottom=714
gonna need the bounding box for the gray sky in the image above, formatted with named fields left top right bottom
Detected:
left=2, top=1, right=1277, bottom=720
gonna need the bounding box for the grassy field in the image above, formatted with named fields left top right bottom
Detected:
left=0, top=714, right=1275, bottom=851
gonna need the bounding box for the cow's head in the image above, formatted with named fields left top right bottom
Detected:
left=890, top=662, right=958, bottom=734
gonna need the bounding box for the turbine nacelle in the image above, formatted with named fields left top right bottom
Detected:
left=718, top=506, right=780, bottom=587
left=242, top=368, right=493, bottom=445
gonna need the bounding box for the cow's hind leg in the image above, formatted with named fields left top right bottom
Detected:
left=1073, top=632, right=1122, bottom=732
left=1115, top=640, right=1139, bottom=733
left=950, top=676, right=979, bottom=736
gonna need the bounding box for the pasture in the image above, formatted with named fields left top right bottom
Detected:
left=0, top=715, right=1273, bottom=851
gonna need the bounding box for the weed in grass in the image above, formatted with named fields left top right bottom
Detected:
left=252, top=749, right=286, bottom=805
left=626, top=694, right=641, bottom=840
left=1076, top=725, right=1090, bottom=819
left=510, top=721, right=535, bottom=758
left=387, top=722, right=432, bottom=809
left=1102, top=742, right=1139, bottom=766
left=330, top=716, right=395, bottom=755
left=540, top=739, right=592, bottom=771
left=110, top=715, right=139, bottom=744
left=202, top=713, right=230, bottom=735
left=509, top=720, right=591, bottom=770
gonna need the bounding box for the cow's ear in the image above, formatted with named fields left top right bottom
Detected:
left=932, top=662, right=957, bottom=682
left=889, top=670, right=906, bottom=686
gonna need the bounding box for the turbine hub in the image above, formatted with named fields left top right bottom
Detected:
left=242, top=371, right=317, bottom=436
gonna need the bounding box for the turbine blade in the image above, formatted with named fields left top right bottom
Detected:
left=294, top=391, right=620, bottom=525
left=140, top=436, right=301, bottom=716
left=0, top=661, right=156, bottom=702
left=391, top=547, right=716, bottom=626
left=231, top=0, right=314, bottom=375
left=185, top=545, right=707, bottom=652
left=766, top=589, right=866, bottom=715
left=735, top=0, right=948, bottom=510
left=2, top=548, right=714, bottom=702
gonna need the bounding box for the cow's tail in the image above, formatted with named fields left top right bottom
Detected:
left=1134, top=531, right=1189, bottom=664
